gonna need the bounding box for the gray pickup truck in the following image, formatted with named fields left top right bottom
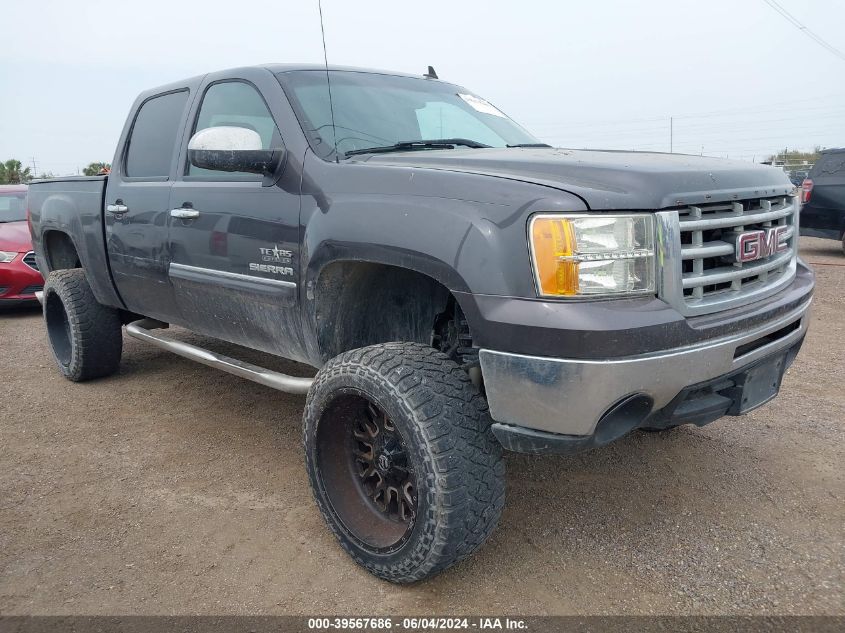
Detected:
left=27, top=64, right=813, bottom=583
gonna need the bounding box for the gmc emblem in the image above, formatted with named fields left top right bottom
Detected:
left=735, top=226, right=789, bottom=263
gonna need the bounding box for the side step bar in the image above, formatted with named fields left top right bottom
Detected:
left=125, top=319, right=313, bottom=395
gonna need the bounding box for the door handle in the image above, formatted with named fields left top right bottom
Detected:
left=170, top=208, right=200, bottom=219
left=106, top=203, right=129, bottom=215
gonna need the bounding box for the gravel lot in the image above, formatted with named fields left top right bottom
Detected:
left=0, top=237, right=842, bottom=616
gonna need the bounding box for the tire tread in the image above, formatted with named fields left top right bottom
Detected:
left=303, top=342, right=505, bottom=583
left=43, top=269, right=122, bottom=381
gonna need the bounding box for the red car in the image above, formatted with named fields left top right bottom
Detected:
left=0, top=185, right=43, bottom=306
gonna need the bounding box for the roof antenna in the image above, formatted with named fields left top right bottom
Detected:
left=318, top=0, right=339, bottom=162
left=424, top=66, right=438, bottom=79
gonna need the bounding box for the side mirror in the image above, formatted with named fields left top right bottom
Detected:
left=187, top=126, right=283, bottom=175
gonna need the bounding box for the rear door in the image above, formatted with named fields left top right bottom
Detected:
left=105, top=87, right=195, bottom=322
left=167, top=69, right=303, bottom=357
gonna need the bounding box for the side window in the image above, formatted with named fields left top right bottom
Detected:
left=125, top=90, right=189, bottom=178
left=818, top=155, right=845, bottom=177
left=0, top=194, right=27, bottom=222
left=189, top=81, right=281, bottom=177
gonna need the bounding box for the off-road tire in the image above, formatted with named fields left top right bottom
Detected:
left=303, top=342, right=505, bottom=583
left=43, top=269, right=122, bottom=382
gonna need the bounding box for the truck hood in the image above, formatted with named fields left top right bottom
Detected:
left=363, top=147, right=795, bottom=209
left=0, top=221, right=33, bottom=252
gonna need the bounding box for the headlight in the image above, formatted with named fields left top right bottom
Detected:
left=529, top=214, right=655, bottom=297
left=0, top=251, right=18, bottom=264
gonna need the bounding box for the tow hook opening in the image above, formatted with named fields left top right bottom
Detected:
left=594, top=394, right=654, bottom=445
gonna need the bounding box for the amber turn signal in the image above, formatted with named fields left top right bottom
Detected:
left=530, top=217, right=580, bottom=296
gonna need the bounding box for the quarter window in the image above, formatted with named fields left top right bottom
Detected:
left=125, top=90, right=189, bottom=178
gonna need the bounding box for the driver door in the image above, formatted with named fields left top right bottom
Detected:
left=167, top=73, right=302, bottom=358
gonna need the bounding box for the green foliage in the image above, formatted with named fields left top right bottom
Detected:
left=0, top=159, right=32, bottom=184
left=766, top=146, right=823, bottom=167
left=0, top=159, right=110, bottom=182
left=82, top=162, right=111, bottom=176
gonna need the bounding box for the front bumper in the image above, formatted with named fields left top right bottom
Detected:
left=480, top=280, right=812, bottom=453
left=0, top=253, right=44, bottom=304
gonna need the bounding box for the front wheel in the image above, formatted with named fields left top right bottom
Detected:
left=303, top=342, right=505, bottom=583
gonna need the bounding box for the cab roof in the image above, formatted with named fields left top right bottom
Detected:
left=266, top=63, right=437, bottom=80
left=140, top=64, right=450, bottom=98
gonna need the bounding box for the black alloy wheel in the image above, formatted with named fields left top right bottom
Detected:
left=303, top=342, right=505, bottom=583
left=315, top=390, right=418, bottom=553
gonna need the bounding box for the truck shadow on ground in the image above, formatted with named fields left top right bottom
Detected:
left=799, top=240, right=844, bottom=259
left=6, top=240, right=837, bottom=611
left=11, top=310, right=830, bottom=613
left=438, top=420, right=803, bottom=604
left=111, top=329, right=780, bottom=596
left=0, top=303, right=41, bottom=318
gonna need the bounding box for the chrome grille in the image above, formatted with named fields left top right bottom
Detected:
left=23, top=251, right=39, bottom=272
left=657, top=194, right=799, bottom=316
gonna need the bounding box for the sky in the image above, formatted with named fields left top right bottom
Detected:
left=1, top=0, right=843, bottom=175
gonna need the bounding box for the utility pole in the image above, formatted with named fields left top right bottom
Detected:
left=30, top=157, right=37, bottom=176
left=670, top=117, right=673, bottom=153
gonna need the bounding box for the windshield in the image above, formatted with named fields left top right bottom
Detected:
left=0, top=193, right=27, bottom=223
left=278, top=70, right=541, bottom=160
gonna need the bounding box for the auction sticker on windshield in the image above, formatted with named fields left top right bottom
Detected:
left=458, top=93, right=506, bottom=117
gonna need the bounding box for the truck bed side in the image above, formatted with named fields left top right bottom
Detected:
left=27, top=176, right=124, bottom=309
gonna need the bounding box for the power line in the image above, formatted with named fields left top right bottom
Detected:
left=523, top=92, right=845, bottom=128
left=540, top=122, right=844, bottom=147
left=542, top=128, right=838, bottom=147
left=546, top=129, right=837, bottom=148
left=762, top=0, right=845, bottom=62
left=550, top=137, right=835, bottom=157
left=537, top=118, right=844, bottom=142
left=668, top=111, right=845, bottom=131
left=671, top=94, right=845, bottom=121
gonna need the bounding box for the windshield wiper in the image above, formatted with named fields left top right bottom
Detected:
left=506, top=143, right=552, bottom=148
left=344, top=138, right=491, bottom=158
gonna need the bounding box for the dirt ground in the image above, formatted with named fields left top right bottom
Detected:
left=0, top=237, right=842, bottom=616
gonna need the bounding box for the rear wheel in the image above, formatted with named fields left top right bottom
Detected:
left=43, top=269, right=123, bottom=381
left=303, top=342, right=505, bottom=583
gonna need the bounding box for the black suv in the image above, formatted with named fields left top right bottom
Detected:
left=801, top=148, right=845, bottom=252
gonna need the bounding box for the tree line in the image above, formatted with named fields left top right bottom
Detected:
left=0, top=159, right=111, bottom=184
left=765, top=147, right=822, bottom=167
